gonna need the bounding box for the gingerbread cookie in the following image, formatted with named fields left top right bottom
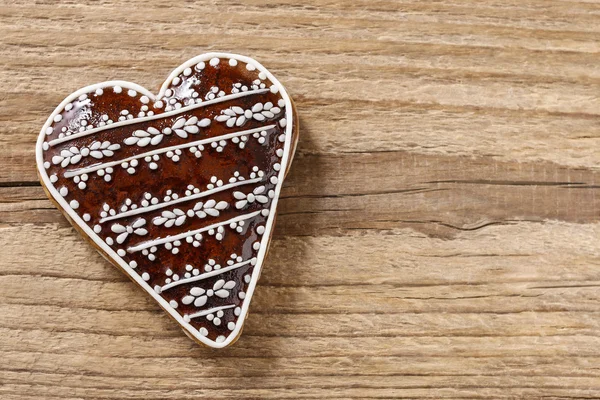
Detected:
left=35, top=53, right=298, bottom=348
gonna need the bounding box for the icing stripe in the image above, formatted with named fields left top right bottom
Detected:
left=63, top=125, right=276, bottom=178
left=48, top=89, right=270, bottom=147
left=188, top=304, right=236, bottom=320
left=127, top=210, right=262, bottom=253
left=99, top=178, right=262, bottom=223
left=161, top=259, right=253, bottom=292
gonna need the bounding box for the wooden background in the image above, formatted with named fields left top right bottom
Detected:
left=0, top=0, right=599, bottom=398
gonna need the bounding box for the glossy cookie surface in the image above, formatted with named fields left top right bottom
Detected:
left=36, top=53, right=297, bottom=348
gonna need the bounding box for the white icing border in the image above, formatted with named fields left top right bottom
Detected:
left=35, top=52, right=294, bottom=349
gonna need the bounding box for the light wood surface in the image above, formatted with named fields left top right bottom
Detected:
left=1, top=1, right=599, bottom=398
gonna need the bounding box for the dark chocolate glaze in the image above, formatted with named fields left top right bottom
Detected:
left=39, top=57, right=293, bottom=343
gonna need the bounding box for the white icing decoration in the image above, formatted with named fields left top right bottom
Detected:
left=233, top=185, right=269, bottom=209
left=69, top=200, right=79, bottom=209
left=142, top=272, right=150, bottom=281
left=48, top=89, right=269, bottom=148
left=128, top=89, right=137, bottom=97
left=209, top=57, right=220, bottom=66
left=51, top=141, right=120, bottom=168
left=153, top=199, right=228, bottom=227
left=204, top=86, right=225, bottom=101
left=111, top=218, right=147, bottom=244
left=63, top=125, right=275, bottom=178
left=113, top=86, right=122, bottom=93
left=35, top=52, right=294, bottom=349
left=182, top=279, right=236, bottom=309
left=128, top=210, right=261, bottom=253
left=186, top=304, right=235, bottom=321
left=215, top=102, right=282, bottom=128
left=162, top=259, right=252, bottom=292
left=124, top=116, right=206, bottom=147
left=99, top=177, right=258, bottom=223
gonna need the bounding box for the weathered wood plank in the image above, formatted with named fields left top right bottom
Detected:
left=2, top=149, right=599, bottom=237
left=1, top=222, right=599, bottom=286
left=5, top=326, right=600, bottom=359
left=2, top=304, right=600, bottom=338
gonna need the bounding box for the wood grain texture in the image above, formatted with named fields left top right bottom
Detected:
left=0, top=0, right=599, bottom=398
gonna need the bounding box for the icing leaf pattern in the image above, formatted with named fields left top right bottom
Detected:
left=182, top=279, right=237, bottom=310
left=52, top=141, right=120, bottom=167
left=111, top=218, right=148, bottom=244
left=153, top=200, right=229, bottom=227
left=215, top=102, right=281, bottom=128
left=124, top=116, right=211, bottom=147
left=233, top=186, right=269, bottom=209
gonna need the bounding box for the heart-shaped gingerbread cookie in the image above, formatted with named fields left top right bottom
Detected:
left=36, top=53, right=298, bottom=348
